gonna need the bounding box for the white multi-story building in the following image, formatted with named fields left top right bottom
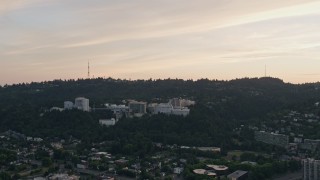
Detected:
left=147, top=103, right=158, bottom=114
left=74, top=97, right=90, bottom=112
left=128, top=101, right=147, bottom=115
left=172, top=108, right=190, bottom=117
left=303, top=158, right=320, bottom=180
left=64, top=101, right=74, bottom=110
left=170, top=98, right=195, bottom=108
left=106, top=104, right=129, bottom=114
left=154, top=103, right=173, bottom=114
left=153, top=103, right=190, bottom=117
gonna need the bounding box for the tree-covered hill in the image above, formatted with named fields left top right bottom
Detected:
left=0, top=77, right=320, bottom=150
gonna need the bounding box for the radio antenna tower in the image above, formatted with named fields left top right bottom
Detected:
left=88, top=61, right=90, bottom=79
left=265, top=64, right=267, bottom=77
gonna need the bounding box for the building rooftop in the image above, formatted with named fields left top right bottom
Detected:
left=196, top=147, right=221, bottom=152
left=227, top=170, right=248, bottom=179
left=193, top=169, right=206, bottom=175
left=128, top=100, right=147, bottom=104
left=193, top=169, right=216, bottom=176
left=206, top=164, right=229, bottom=171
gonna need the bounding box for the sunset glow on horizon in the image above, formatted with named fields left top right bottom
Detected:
left=1, top=0, right=320, bottom=85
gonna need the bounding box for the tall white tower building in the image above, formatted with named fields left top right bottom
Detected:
left=74, top=97, right=90, bottom=112
left=303, top=158, right=320, bottom=180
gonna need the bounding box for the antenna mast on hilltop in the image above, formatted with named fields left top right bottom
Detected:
left=265, top=64, right=267, bottom=77
left=88, top=61, right=90, bottom=79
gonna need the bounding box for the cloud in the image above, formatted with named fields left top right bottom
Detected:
left=221, top=1, right=320, bottom=28
left=1, top=0, right=320, bottom=84
left=55, top=0, right=320, bottom=49
left=301, top=73, right=320, bottom=76
left=0, top=0, right=51, bottom=15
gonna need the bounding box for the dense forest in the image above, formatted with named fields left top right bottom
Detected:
left=0, top=77, right=320, bottom=153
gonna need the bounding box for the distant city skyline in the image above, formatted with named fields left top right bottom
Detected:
left=1, top=0, right=320, bottom=85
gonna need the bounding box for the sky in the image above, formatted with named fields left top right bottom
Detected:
left=1, top=0, right=320, bottom=85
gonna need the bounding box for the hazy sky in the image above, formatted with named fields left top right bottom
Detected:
left=1, top=0, right=320, bottom=84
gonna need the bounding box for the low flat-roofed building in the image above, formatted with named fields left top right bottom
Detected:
left=34, top=177, right=46, bottom=180
left=227, top=170, right=248, bottom=180
left=241, top=161, right=257, bottom=166
left=48, top=173, right=79, bottom=180
left=196, top=147, right=221, bottom=153
left=255, top=131, right=289, bottom=148
left=99, top=118, right=116, bottom=126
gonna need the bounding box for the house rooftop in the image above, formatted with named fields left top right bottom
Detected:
left=207, top=164, right=229, bottom=171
